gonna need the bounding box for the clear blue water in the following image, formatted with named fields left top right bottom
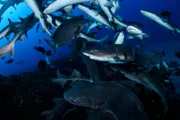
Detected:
left=0, top=0, right=180, bottom=76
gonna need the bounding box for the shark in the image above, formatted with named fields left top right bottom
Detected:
left=0, top=13, right=38, bottom=58
left=140, top=10, right=180, bottom=33
left=0, top=0, right=23, bottom=21
left=24, top=0, right=53, bottom=37
left=0, top=21, right=21, bottom=40
left=126, top=25, right=150, bottom=42
left=14, top=13, right=38, bottom=40
left=117, top=66, right=168, bottom=114
left=43, top=0, right=90, bottom=14
left=64, top=81, right=148, bottom=120
left=96, top=0, right=115, bottom=22
left=77, top=4, right=113, bottom=29
left=51, top=69, right=92, bottom=88
left=83, top=44, right=135, bottom=64
left=0, top=29, right=24, bottom=58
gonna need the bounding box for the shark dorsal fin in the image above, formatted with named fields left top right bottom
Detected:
left=71, top=69, right=81, bottom=77
left=160, top=11, right=171, bottom=22
left=8, top=19, right=14, bottom=28
left=19, top=17, right=25, bottom=23
left=160, top=11, right=171, bottom=18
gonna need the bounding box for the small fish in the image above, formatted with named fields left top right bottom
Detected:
left=175, top=50, right=180, bottom=58
left=34, top=46, right=46, bottom=54
left=46, top=50, right=52, bottom=56
left=5, top=58, right=14, bottom=64
left=1, top=56, right=5, bottom=60
left=45, top=17, right=88, bottom=51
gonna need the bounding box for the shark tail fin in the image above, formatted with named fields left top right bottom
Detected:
left=175, top=28, right=180, bottom=34
left=44, top=39, right=57, bottom=52
left=142, top=33, right=150, bottom=38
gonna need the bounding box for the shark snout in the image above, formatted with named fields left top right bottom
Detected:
left=140, top=10, right=147, bottom=15
left=43, top=9, right=48, bottom=14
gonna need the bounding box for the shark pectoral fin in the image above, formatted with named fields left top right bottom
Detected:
left=104, top=1, right=114, bottom=8
left=19, top=34, right=25, bottom=42
left=113, top=32, right=120, bottom=43
left=94, top=10, right=101, bottom=16
left=19, top=17, right=25, bottom=23
left=63, top=5, right=73, bottom=14
left=40, top=110, right=53, bottom=118
left=71, top=69, right=81, bottom=77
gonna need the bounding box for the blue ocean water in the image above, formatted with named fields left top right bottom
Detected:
left=0, top=0, right=180, bottom=76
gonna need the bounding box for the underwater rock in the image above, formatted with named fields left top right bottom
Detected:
left=0, top=74, right=6, bottom=85
left=37, top=60, right=47, bottom=72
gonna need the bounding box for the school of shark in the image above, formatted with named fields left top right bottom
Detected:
left=0, top=0, right=180, bottom=120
